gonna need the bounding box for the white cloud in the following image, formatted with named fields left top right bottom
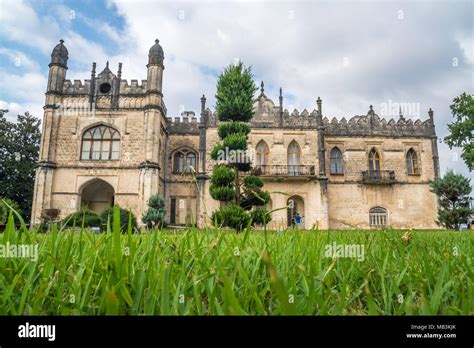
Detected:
left=0, top=48, right=40, bottom=71
left=0, top=0, right=471, bottom=175
left=0, top=100, right=43, bottom=122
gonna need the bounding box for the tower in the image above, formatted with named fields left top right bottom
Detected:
left=47, top=39, right=68, bottom=94
left=146, top=39, right=165, bottom=109
left=31, top=40, right=69, bottom=223
left=139, top=39, right=167, bottom=214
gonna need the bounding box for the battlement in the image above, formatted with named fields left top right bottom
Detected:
left=323, top=113, right=435, bottom=138
left=63, top=79, right=91, bottom=94
left=167, top=111, right=200, bottom=134
left=61, top=79, right=147, bottom=95
left=205, top=92, right=435, bottom=137
left=120, top=80, right=147, bottom=94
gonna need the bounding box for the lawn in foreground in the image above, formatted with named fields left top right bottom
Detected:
left=0, top=215, right=472, bottom=315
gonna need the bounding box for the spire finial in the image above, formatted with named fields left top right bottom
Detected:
left=201, top=94, right=206, bottom=113
left=117, top=62, right=122, bottom=78
left=59, top=39, right=64, bottom=44
left=399, top=105, right=402, bottom=117
left=155, top=39, right=159, bottom=44
left=106, top=61, right=109, bottom=68
left=260, top=81, right=264, bottom=94
left=279, top=87, right=283, bottom=116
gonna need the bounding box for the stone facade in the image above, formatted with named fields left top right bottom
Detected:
left=31, top=40, right=440, bottom=229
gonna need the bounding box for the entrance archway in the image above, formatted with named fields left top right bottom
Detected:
left=287, top=195, right=304, bottom=228
left=80, top=179, right=114, bottom=213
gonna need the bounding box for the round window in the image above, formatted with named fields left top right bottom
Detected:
left=99, top=83, right=111, bottom=93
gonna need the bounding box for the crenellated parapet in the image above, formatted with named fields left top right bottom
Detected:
left=204, top=85, right=435, bottom=138
left=323, top=109, right=435, bottom=138
left=62, top=79, right=148, bottom=95
left=63, top=79, right=91, bottom=94
left=167, top=111, right=200, bottom=134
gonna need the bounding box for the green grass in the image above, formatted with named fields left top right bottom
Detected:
left=0, top=209, right=472, bottom=315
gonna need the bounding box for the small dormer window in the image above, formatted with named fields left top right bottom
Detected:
left=99, top=83, right=111, bottom=93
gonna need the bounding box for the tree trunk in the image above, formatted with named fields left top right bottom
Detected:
left=234, top=166, right=240, bottom=205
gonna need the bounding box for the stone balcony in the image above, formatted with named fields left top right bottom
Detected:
left=361, top=170, right=396, bottom=184
left=251, top=165, right=316, bottom=178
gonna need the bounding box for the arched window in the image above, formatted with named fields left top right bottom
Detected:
left=256, top=141, right=269, bottom=174
left=81, top=125, right=120, bottom=160
left=368, top=148, right=381, bottom=179
left=173, top=149, right=196, bottom=174
left=406, top=148, right=419, bottom=175
left=185, top=152, right=196, bottom=174
left=369, top=207, right=387, bottom=227
left=330, top=147, right=344, bottom=174
left=287, top=141, right=301, bottom=176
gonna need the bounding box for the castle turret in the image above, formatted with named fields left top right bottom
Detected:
left=47, top=39, right=68, bottom=94
left=146, top=39, right=164, bottom=95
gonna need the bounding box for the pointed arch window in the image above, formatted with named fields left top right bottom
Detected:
left=173, top=149, right=196, bottom=174
left=330, top=147, right=344, bottom=174
left=287, top=141, right=301, bottom=176
left=406, top=148, right=419, bottom=175
left=81, top=125, right=120, bottom=160
left=368, top=148, right=381, bottom=179
left=256, top=141, right=270, bottom=174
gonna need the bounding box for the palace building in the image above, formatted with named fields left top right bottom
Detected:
left=32, top=40, right=440, bottom=229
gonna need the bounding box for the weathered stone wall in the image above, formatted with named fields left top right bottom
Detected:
left=165, top=131, right=200, bottom=223
left=31, top=92, right=167, bottom=224
left=324, top=136, right=438, bottom=228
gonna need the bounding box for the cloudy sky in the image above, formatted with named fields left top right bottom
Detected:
left=0, top=0, right=472, bottom=176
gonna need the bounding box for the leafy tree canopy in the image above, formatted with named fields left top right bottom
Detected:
left=0, top=110, right=41, bottom=222
left=430, top=170, right=472, bottom=229
left=444, top=92, right=474, bottom=171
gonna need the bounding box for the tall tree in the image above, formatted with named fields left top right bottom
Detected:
left=444, top=92, right=474, bottom=171
left=430, top=171, right=472, bottom=229
left=209, top=62, right=271, bottom=231
left=0, top=110, right=41, bottom=221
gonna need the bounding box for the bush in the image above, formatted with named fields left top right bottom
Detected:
left=62, top=209, right=102, bottom=228
left=0, top=198, right=21, bottom=224
left=210, top=184, right=235, bottom=202
left=217, top=122, right=251, bottom=139
left=142, top=193, right=166, bottom=228
left=211, top=165, right=235, bottom=186
left=243, top=175, right=264, bottom=190
left=250, top=207, right=272, bottom=226
left=240, top=190, right=271, bottom=209
left=210, top=143, right=225, bottom=161
left=222, top=133, right=248, bottom=151
left=211, top=204, right=251, bottom=232
left=100, top=206, right=138, bottom=232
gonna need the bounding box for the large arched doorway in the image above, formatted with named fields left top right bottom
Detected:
left=80, top=179, right=114, bottom=213
left=287, top=195, right=304, bottom=228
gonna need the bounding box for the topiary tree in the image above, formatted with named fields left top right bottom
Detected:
left=142, top=193, right=166, bottom=228
left=209, top=62, right=271, bottom=230
left=100, top=205, right=138, bottom=232
left=430, top=170, right=472, bottom=229
left=211, top=204, right=251, bottom=231
left=62, top=209, right=102, bottom=229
